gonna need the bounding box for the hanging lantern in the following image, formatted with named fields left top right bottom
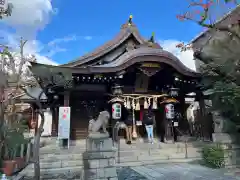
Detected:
left=144, top=97, right=148, bottom=109
left=126, top=97, right=131, bottom=109
left=152, top=97, right=158, bottom=109
left=112, top=84, right=123, bottom=96
left=135, top=99, right=140, bottom=111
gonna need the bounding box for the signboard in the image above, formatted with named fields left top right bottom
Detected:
left=140, top=63, right=160, bottom=68
left=58, top=107, right=71, bottom=139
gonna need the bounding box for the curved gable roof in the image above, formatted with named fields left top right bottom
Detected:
left=91, top=47, right=199, bottom=77
left=60, top=21, right=160, bottom=67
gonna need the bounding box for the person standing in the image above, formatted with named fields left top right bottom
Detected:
left=124, top=110, right=133, bottom=144
left=143, top=108, right=155, bottom=144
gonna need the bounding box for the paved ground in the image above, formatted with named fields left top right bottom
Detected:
left=21, top=164, right=240, bottom=180
left=119, top=164, right=240, bottom=180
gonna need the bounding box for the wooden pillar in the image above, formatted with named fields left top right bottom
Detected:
left=64, top=91, right=70, bottom=106
left=51, top=107, right=59, bottom=136
left=196, top=91, right=205, bottom=139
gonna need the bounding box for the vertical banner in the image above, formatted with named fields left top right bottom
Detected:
left=58, top=107, right=71, bottom=140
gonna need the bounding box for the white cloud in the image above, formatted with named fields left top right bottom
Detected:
left=84, top=36, right=93, bottom=40
left=160, top=40, right=196, bottom=71
left=47, top=35, right=77, bottom=47
left=2, top=0, right=55, bottom=38
left=1, top=30, right=58, bottom=65
left=0, top=0, right=59, bottom=65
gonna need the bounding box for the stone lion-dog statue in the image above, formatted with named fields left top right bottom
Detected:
left=88, top=110, right=110, bottom=134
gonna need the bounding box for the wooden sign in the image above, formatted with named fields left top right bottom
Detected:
left=139, top=63, right=161, bottom=77
left=140, top=63, right=160, bottom=68
left=94, top=74, right=103, bottom=78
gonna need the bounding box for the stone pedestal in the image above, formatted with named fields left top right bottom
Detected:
left=212, top=133, right=236, bottom=144
left=212, top=111, right=236, bottom=143
left=83, top=133, right=117, bottom=180
left=212, top=111, right=239, bottom=167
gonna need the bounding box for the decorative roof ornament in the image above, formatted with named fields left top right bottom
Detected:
left=149, top=32, right=155, bottom=43
left=128, top=15, right=133, bottom=26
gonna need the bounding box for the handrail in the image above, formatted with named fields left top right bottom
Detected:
left=175, top=127, right=188, bottom=159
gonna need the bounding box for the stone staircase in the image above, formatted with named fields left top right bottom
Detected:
left=23, top=138, right=206, bottom=178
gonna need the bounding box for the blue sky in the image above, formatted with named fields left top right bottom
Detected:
left=40, top=0, right=202, bottom=64
left=0, top=0, right=234, bottom=69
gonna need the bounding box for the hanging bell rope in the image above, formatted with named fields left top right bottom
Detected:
left=131, top=99, right=136, bottom=110
left=152, top=97, right=158, bottom=109
left=126, top=97, right=131, bottom=109
left=144, top=97, right=148, bottom=109
left=135, top=99, right=140, bottom=111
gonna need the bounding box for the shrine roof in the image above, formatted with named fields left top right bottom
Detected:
left=30, top=16, right=201, bottom=78
left=60, top=15, right=161, bottom=67
left=14, top=87, right=47, bottom=102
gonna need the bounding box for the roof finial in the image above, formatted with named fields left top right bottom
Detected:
left=128, top=15, right=133, bottom=26
left=149, top=32, right=155, bottom=43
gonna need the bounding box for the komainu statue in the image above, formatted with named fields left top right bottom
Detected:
left=88, top=111, right=110, bottom=134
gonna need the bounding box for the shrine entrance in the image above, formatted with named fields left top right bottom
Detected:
left=69, top=91, right=109, bottom=140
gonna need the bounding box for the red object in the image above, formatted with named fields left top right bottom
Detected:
left=62, top=114, right=67, bottom=119
left=15, top=157, right=25, bottom=169
left=112, top=108, right=114, bottom=112
left=165, top=107, right=169, bottom=113
left=29, top=120, right=36, bottom=129
left=2, top=160, right=17, bottom=176
left=140, top=110, right=143, bottom=121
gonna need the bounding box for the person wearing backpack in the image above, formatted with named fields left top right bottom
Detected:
left=143, top=108, right=155, bottom=144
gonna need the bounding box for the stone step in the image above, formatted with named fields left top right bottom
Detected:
left=39, top=146, right=201, bottom=162
left=23, top=165, right=84, bottom=178
left=39, top=150, right=201, bottom=169
left=39, top=142, right=204, bottom=155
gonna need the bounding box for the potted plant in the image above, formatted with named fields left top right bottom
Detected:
left=14, top=144, right=25, bottom=170
left=2, top=143, right=17, bottom=176
left=1, top=128, right=27, bottom=175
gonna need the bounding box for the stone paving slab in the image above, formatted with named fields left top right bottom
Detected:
left=19, top=164, right=240, bottom=180
left=131, top=164, right=239, bottom=180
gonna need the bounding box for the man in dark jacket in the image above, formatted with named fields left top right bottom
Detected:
left=143, top=108, right=155, bottom=144
left=124, top=110, right=133, bottom=144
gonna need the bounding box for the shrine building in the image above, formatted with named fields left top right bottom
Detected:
left=27, top=16, right=203, bottom=140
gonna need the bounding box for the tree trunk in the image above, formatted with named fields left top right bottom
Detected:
left=33, top=111, right=44, bottom=180
left=33, top=135, right=40, bottom=180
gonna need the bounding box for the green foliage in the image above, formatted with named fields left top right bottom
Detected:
left=0, top=118, right=28, bottom=161
left=202, top=144, right=225, bottom=168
